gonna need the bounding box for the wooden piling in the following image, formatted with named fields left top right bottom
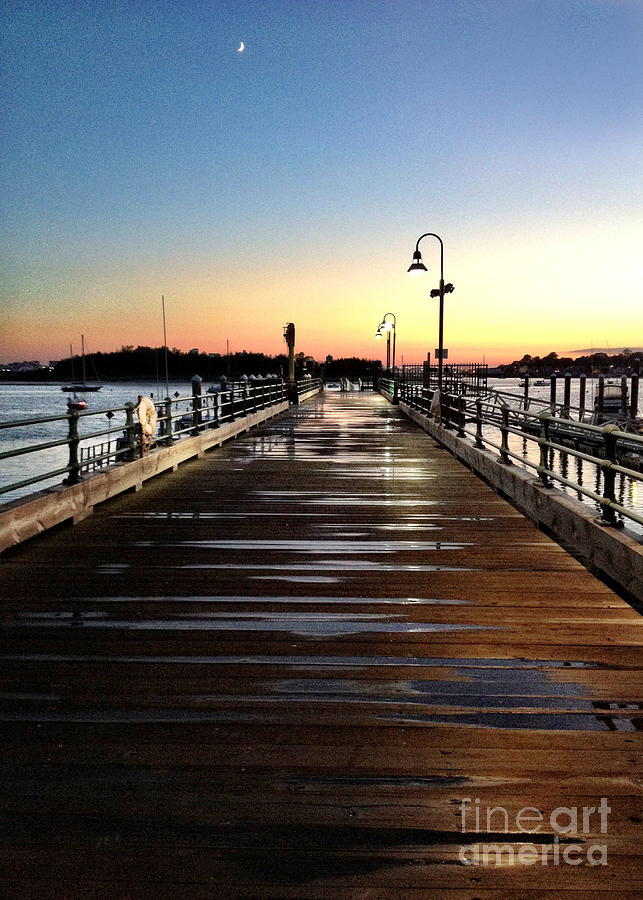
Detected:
left=563, top=375, right=571, bottom=419
left=631, top=374, right=640, bottom=419
left=579, top=374, right=587, bottom=422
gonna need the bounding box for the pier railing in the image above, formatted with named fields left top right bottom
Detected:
left=0, top=377, right=311, bottom=503
left=391, top=379, right=643, bottom=530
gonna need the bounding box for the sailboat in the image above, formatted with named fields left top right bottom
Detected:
left=61, top=335, right=102, bottom=393
left=62, top=341, right=88, bottom=410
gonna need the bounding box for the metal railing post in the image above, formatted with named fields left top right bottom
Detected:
left=457, top=396, right=466, bottom=438
left=443, top=393, right=453, bottom=429
left=499, top=405, right=512, bottom=464
left=124, top=402, right=138, bottom=460
left=65, top=409, right=81, bottom=484
left=537, top=410, right=552, bottom=487
left=475, top=398, right=484, bottom=449
left=164, top=398, right=173, bottom=445
left=191, top=375, right=203, bottom=435
left=600, top=424, right=622, bottom=527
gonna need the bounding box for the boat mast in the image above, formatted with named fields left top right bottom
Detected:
left=162, top=295, right=170, bottom=398
left=81, top=334, right=86, bottom=385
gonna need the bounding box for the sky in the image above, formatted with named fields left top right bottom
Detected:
left=1, top=0, right=642, bottom=368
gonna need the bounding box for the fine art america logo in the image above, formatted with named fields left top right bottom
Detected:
left=459, top=797, right=611, bottom=867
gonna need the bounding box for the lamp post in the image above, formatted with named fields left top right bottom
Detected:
left=407, top=233, right=453, bottom=391
left=377, top=313, right=396, bottom=374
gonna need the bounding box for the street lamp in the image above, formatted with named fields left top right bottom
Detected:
left=375, top=326, right=389, bottom=371
left=407, top=232, right=454, bottom=391
left=377, top=313, right=396, bottom=373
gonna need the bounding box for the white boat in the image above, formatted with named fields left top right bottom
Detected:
left=592, top=383, right=631, bottom=425
left=596, top=384, right=626, bottom=412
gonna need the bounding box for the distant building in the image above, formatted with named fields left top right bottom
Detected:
left=2, top=360, right=42, bottom=372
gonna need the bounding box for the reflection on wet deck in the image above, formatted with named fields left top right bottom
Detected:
left=1, top=391, right=641, bottom=895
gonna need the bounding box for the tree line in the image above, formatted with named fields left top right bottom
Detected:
left=6, top=346, right=383, bottom=383
left=497, top=350, right=642, bottom=377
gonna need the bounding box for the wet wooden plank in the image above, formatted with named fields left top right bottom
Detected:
left=1, top=392, right=641, bottom=896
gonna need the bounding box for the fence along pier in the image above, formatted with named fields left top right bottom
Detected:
left=0, top=389, right=642, bottom=896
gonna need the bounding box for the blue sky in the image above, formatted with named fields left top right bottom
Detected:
left=1, top=0, right=642, bottom=364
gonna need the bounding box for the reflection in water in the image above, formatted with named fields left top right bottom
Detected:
left=595, top=465, right=602, bottom=500
left=559, top=449, right=569, bottom=482
left=575, top=455, right=584, bottom=501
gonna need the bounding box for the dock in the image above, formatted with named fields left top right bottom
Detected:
left=1, top=391, right=641, bottom=897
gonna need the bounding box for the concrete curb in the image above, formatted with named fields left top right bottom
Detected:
left=298, top=385, right=323, bottom=403
left=399, top=400, right=643, bottom=603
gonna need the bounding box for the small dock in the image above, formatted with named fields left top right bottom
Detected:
left=1, top=392, right=641, bottom=897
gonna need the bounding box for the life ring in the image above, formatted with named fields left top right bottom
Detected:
left=429, top=389, right=441, bottom=421
left=137, top=397, right=157, bottom=437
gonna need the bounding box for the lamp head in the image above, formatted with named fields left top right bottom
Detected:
left=407, top=249, right=428, bottom=274
left=379, top=321, right=393, bottom=331
left=375, top=331, right=382, bottom=339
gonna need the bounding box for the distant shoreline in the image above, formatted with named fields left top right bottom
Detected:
left=0, top=377, right=195, bottom=386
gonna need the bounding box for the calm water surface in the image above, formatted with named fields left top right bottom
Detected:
left=0, top=380, right=193, bottom=503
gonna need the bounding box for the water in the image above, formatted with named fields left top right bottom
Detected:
left=0, top=380, right=195, bottom=503
left=486, top=376, right=639, bottom=417
left=483, top=378, right=642, bottom=535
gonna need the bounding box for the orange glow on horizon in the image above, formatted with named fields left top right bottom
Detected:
left=2, top=216, right=641, bottom=370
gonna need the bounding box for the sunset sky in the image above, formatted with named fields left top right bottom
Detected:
left=1, top=0, right=642, bottom=368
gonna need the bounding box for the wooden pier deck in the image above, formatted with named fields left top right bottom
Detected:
left=1, top=391, right=641, bottom=898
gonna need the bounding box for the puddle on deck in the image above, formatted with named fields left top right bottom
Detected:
left=43, top=595, right=470, bottom=606
left=134, top=540, right=473, bottom=552
left=8, top=610, right=499, bottom=637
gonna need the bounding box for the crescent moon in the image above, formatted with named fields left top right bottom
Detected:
left=237, top=41, right=245, bottom=52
